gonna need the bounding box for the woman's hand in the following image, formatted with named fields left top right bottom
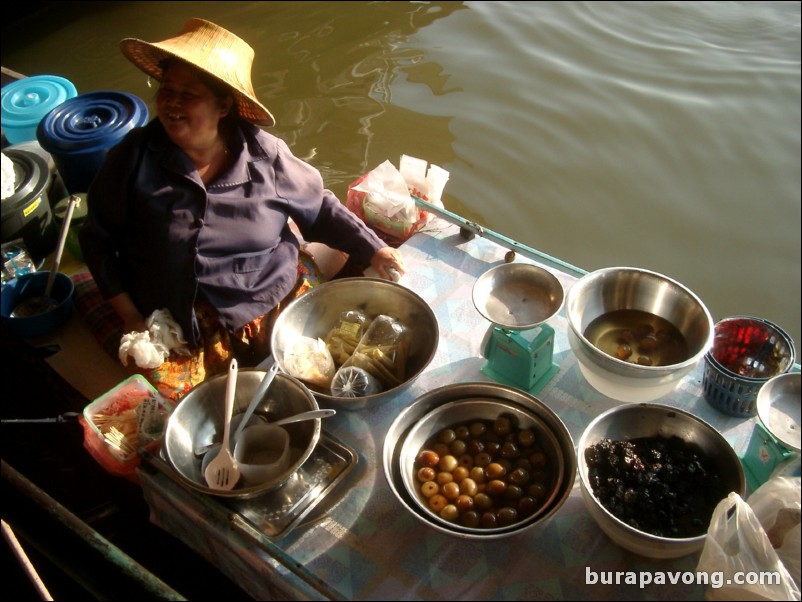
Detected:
left=370, top=246, right=406, bottom=281
left=109, top=292, right=148, bottom=334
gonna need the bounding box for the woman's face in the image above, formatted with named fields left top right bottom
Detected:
left=155, top=62, right=233, bottom=149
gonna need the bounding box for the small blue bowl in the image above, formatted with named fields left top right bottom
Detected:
left=1, top=271, right=74, bottom=337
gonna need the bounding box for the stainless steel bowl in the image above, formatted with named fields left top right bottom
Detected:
left=163, top=369, right=321, bottom=499
left=577, top=403, right=745, bottom=559
left=756, top=372, right=801, bottom=452
left=399, top=398, right=565, bottom=535
left=271, top=277, right=439, bottom=410
left=472, top=263, right=564, bottom=329
left=566, top=267, right=714, bottom=402
left=384, top=382, right=576, bottom=540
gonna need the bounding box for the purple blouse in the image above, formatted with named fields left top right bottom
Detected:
left=79, top=119, right=384, bottom=345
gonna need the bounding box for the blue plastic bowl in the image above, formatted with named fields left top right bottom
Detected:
left=1, top=271, right=74, bottom=337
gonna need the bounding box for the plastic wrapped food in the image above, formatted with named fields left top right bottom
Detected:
left=325, top=310, right=370, bottom=365
left=330, top=366, right=382, bottom=398
left=283, top=336, right=336, bottom=388
left=330, top=314, right=409, bottom=396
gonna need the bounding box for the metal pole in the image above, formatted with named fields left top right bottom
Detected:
left=415, top=197, right=587, bottom=278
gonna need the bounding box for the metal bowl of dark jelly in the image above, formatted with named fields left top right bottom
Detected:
left=578, top=403, right=745, bottom=559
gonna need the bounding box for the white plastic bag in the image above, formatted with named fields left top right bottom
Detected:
left=697, top=491, right=800, bottom=601
left=353, top=159, right=417, bottom=222
left=345, top=155, right=449, bottom=243
left=749, top=477, right=802, bottom=593
left=282, top=336, right=336, bottom=388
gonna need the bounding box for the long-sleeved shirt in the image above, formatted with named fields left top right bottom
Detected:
left=79, top=119, right=385, bottom=345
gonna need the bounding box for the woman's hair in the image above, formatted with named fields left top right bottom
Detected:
left=158, top=57, right=240, bottom=120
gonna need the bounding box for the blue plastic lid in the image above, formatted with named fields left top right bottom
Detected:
left=1, top=75, right=77, bottom=133
left=36, top=90, right=149, bottom=154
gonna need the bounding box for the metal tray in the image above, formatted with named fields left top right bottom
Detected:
left=152, top=431, right=358, bottom=541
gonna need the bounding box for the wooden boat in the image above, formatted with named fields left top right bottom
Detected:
left=3, top=69, right=798, bottom=602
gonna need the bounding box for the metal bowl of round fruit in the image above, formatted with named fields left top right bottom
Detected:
left=384, top=382, right=576, bottom=540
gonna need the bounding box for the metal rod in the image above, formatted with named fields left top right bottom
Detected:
left=415, top=197, right=587, bottom=278
left=1, top=412, right=80, bottom=424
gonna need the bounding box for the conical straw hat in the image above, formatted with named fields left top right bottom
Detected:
left=120, top=18, right=274, bottom=126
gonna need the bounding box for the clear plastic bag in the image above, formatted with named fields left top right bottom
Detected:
left=330, top=314, right=409, bottom=397
left=697, top=491, right=800, bottom=601
left=282, top=336, right=336, bottom=388
left=330, top=366, right=382, bottom=398
left=325, top=310, right=369, bottom=366
left=748, top=477, right=801, bottom=593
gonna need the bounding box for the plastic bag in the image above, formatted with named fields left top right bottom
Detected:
left=346, top=155, right=449, bottom=245
left=696, top=491, right=800, bottom=601
left=330, top=314, right=409, bottom=397
left=330, top=366, right=382, bottom=398
left=325, top=310, right=370, bottom=366
left=282, top=336, right=336, bottom=388
left=749, top=477, right=801, bottom=592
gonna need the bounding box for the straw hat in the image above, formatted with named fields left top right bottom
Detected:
left=120, top=18, right=275, bottom=126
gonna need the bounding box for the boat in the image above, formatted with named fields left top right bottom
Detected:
left=3, top=71, right=799, bottom=601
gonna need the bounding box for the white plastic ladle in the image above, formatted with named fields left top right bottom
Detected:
left=203, top=358, right=241, bottom=490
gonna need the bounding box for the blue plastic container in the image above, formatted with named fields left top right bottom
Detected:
left=0, top=271, right=74, bottom=337
left=1, top=75, right=77, bottom=145
left=36, top=91, right=149, bottom=194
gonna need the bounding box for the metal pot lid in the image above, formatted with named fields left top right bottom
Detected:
left=757, top=372, right=801, bottom=452
left=1, top=75, right=77, bottom=129
left=472, top=263, right=564, bottom=330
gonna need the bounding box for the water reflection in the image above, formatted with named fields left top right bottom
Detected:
left=2, top=1, right=799, bottom=347
left=247, top=1, right=466, bottom=185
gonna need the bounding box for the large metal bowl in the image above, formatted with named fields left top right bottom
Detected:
left=577, top=403, right=745, bottom=559
left=163, top=369, right=321, bottom=499
left=384, top=382, right=576, bottom=540
left=566, top=266, right=714, bottom=402
left=271, top=277, right=439, bottom=410
left=399, top=398, right=565, bottom=536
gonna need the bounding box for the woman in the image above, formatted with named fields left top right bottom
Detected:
left=79, top=18, right=405, bottom=400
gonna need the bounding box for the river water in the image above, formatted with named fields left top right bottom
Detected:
left=3, top=1, right=800, bottom=347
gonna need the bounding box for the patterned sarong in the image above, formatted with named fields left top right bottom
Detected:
left=73, top=251, right=323, bottom=402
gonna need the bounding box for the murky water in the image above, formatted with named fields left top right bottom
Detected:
left=3, top=1, right=799, bottom=348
